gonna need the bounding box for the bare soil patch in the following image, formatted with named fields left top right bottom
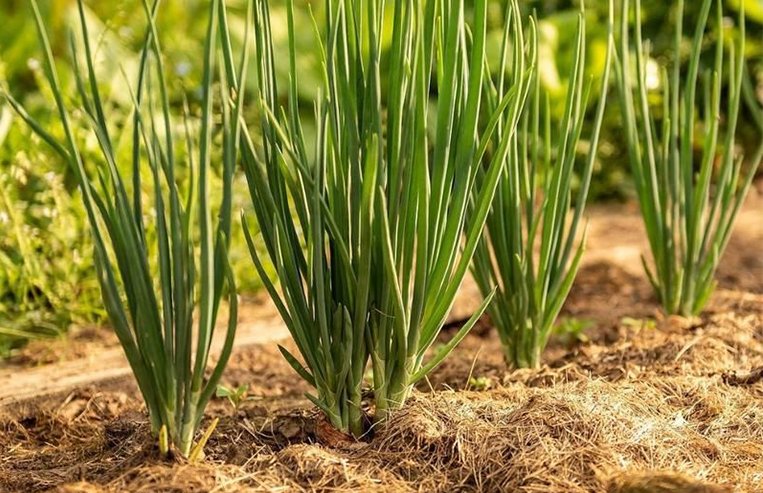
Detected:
left=0, top=192, right=761, bottom=493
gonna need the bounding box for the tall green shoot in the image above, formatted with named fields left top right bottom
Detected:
left=471, top=2, right=614, bottom=369
left=4, top=0, right=247, bottom=457
left=615, top=0, right=762, bottom=316
left=237, top=0, right=534, bottom=436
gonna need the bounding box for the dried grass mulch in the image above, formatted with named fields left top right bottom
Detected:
left=1, top=287, right=761, bottom=492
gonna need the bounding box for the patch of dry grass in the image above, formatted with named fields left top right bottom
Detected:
left=1, top=290, right=761, bottom=492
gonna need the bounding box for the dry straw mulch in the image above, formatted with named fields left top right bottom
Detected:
left=1, top=289, right=762, bottom=492
left=11, top=375, right=760, bottom=492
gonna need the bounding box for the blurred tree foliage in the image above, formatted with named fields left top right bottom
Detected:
left=3, top=0, right=760, bottom=196
left=509, top=0, right=763, bottom=200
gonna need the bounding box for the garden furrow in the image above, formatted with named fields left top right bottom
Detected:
left=0, top=304, right=290, bottom=406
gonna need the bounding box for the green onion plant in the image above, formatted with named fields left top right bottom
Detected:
left=470, top=2, right=614, bottom=369
left=615, top=0, right=763, bottom=316
left=238, top=0, right=534, bottom=436
left=4, top=0, right=246, bottom=457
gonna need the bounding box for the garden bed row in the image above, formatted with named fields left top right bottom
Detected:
left=1, top=201, right=761, bottom=492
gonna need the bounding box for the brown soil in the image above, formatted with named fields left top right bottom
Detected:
left=0, top=190, right=761, bottom=493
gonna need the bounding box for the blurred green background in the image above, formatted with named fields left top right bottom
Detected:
left=1, top=0, right=761, bottom=355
